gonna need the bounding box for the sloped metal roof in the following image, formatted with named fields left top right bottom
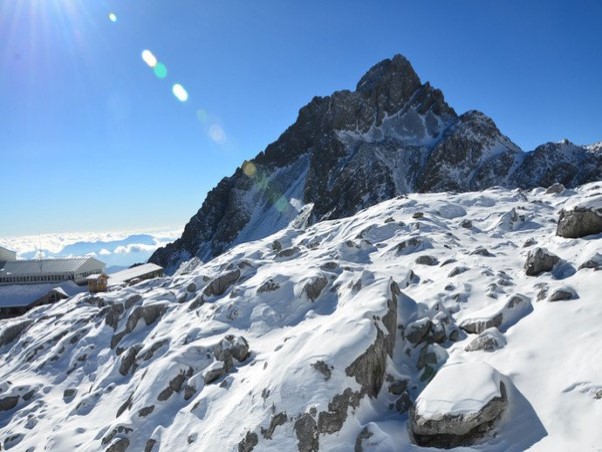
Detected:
left=0, top=257, right=103, bottom=276
left=108, top=263, right=163, bottom=285
left=0, top=281, right=85, bottom=308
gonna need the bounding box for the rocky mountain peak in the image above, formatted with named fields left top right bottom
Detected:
left=150, top=55, right=602, bottom=273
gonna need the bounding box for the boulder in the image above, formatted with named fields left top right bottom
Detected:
left=460, top=294, right=532, bottom=334
left=556, top=198, right=602, bottom=238
left=578, top=252, right=602, bottom=270
left=548, top=286, right=578, bottom=302
left=410, top=362, right=508, bottom=448
left=465, top=327, right=507, bottom=352
left=203, top=269, right=241, bottom=297
left=524, top=247, right=560, bottom=276
left=415, top=255, right=439, bottom=266
left=303, top=276, right=328, bottom=302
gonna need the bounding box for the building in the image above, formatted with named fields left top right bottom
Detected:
left=0, top=281, right=85, bottom=319
left=87, top=273, right=109, bottom=293
left=0, top=257, right=106, bottom=286
left=87, top=263, right=164, bottom=292
left=0, top=245, right=16, bottom=262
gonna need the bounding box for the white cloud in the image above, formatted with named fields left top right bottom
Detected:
left=113, top=243, right=159, bottom=255
left=99, top=248, right=112, bottom=256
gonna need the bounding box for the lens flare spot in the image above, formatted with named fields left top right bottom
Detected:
left=242, top=161, right=257, bottom=178
left=196, top=109, right=209, bottom=123
left=209, top=124, right=226, bottom=144
left=141, top=50, right=158, bottom=68
left=108, top=13, right=117, bottom=22
left=275, top=196, right=289, bottom=213
left=172, top=84, right=189, bottom=102
left=153, top=63, right=168, bottom=79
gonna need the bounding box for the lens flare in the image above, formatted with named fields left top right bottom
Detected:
left=275, top=196, right=289, bottom=213
left=172, top=84, right=189, bottom=102
left=196, top=109, right=209, bottom=123
left=242, top=161, right=257, bottom=178
left=141, top=50, right=158, bottom=68
left=208, top=124, right=226, bottom=144
left=153, top=63, right=167, bottom=79
left=108, top=13, right=117, bottom=23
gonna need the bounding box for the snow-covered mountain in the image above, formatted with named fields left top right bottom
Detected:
left=150, top=55, right=602, bottom=273
left=2, top=182, right=601, bottom=451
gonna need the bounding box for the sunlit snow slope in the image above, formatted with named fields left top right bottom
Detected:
left=1, top=183, right=601, bottom=451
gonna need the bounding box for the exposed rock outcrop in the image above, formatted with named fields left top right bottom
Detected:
left=524, top=247, right=560, bottom=276
left=557, top=198, right=602, bottom=238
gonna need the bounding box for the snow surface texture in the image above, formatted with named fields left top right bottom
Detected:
left=1, top=183, right=601, bottom=451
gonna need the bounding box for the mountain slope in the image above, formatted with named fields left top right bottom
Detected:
left=150, top=55, right=602, bottom=273
left=2, top=183, right=602, bottom=450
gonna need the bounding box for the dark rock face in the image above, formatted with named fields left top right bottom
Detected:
left=238, top=431, right=258, bottom=452
left=524, top=247, right=561, bottom=276
left=557, top=199, right=602, bottom=238
left=150, top=55, right=602, bottom=273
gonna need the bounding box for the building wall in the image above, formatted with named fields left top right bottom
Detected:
left=0, top=247, right=16, bottom=262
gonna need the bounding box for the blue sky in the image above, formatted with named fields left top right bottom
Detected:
left=1, top=0, right=601, bottom=236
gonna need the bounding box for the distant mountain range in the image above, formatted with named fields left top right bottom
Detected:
left=150, top=54, right=602, bottom=273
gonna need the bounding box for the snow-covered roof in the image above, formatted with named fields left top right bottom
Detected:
left=0, top=281, right=85, bottom=308
left=108, top=263, right=163, bottom=286
left=0, top=257, right=104, bottom=277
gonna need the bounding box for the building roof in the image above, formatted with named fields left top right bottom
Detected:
left=0, top=281, right=85, bottom=308
left=0, top=257, right=104, bottom=277
left=108, top=263, right=163, bottom=286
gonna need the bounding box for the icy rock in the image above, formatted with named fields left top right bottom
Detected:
left=276, top=247, right=300, bottom=259
left=0, top=320, right=32, bottom=347
left=410, top=362, right=508, bottom=448
left=415, top=255, right=439, bottom=266
left=261, top=412, right=288, bottom=440
left=215, top=335, right=250, bottom=367
left=405, top=318, right=432, bottom=345
left=524, top=247, right=560, bottom=276
left=238, top=431, right=259, bottom=452
left=578, top=252, right=602, bottom=270
left=546, top=183, right=565, bottom=194
left=186, top=282, right=197, bottom=292
left=461, top=294, right=532, bottom=334
left=0, top=395, right=19, bottom=412
left=396, top=237, right=431, bottom=255
left=311, top=360, right=332, bottom=380
left=448, top=266, right=470, bottom=277
left=204, top=361, right=227, bottom=385
left=257, top=278, right=280, bottom=293
left=395, top=391, right=413, bottom=413
left=548, top=286, right=578, bottom=302
left=105, top=437, right=130, bottom=452
left=203, top=269, right=241, bottom=297
left=303, top=276, right=328, bottom=302
left=557, top=198, right=602, bottom=238
left=470, top=246, right=495, bottom=257
left=465, top=327, right=507, bottom=352
left=460, top=219, right=473, bottom=229
left=119, top=345, right=141, bottom=376
left=354, top=426, right=374, bottom=452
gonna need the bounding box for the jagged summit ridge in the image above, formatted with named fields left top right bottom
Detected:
left=150, top=54, right=601, bottom=272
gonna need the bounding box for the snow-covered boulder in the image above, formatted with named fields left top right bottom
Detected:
left=410, top=362, right=509, bottom=448
left=460, top=294, right=532, bottom=334
left=556, top=197, right=602, bottom=238
left=524, top=247, right=560, bottom=276
left=465, top=327, right=507, bottom=352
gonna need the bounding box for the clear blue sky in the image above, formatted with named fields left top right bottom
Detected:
left=1, top=0, right=601, bottom=236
